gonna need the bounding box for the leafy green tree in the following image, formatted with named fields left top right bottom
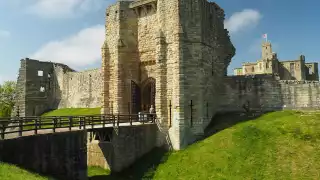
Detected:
left=0, top=81, right=16, bottom=118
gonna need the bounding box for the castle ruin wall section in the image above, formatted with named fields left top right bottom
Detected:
left=219, top=74, right=320, bottom=112
left=13, top=59, right=102, bottom=117
left=59, top=68, right=103, bottom=109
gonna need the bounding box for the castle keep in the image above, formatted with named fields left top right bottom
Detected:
left=234, top=42, right=319, bottom=81
left=12, top=0, right=320, bottom=150
left=100, top=0, right=235, bottom=149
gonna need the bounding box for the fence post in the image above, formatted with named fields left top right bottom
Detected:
left=83, top=117, right=86, bottom=130
left=169, top=100, right=172, bottom=128
left=130, top=114, right=132, bottom=126
left=117, top=113, right=120, bottom=127
left=69, top=116, right=72, bottom=131
left=38, top=117, right=42, bottom=129
left=102, top=115, right=105, bottom=128
left=112, top=115, right=115, bottom=127
left=34, top=117, right=38, bottom=135
left=91, top=116, right=94, bottom=129
left=78, top=117, right=82, bottom=129
left=53, top=117, right=57, bottom=133
left=190, top=100, right=193, bottom=127
left=18, top=118, right=22, bottom=137
left=1, top=123, right=5, bottom=140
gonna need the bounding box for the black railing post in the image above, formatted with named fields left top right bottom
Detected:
left=142, top=114, right=145, bottom=124
left=102, top=115, right=106, bottom=128
left=117, top=113, right=120, bottom=127
left=91, top=116, right=94, bottom=129
left=130, top=114, right=132, bottom=126
left=69, top=116, right=72, bottom=131
left=59, top=117, right=62, bottom=128
left=34, top=118, right=38, bottom=135
left=169, top=100, right=172, bottom=128
left=38, top=117, right=42, bottom=129
left=113, top=115, right=115, bottom=126
left=53, top=117, right=57, bottom=133
left=83, top=117, right=86, bottom=130
left=18, top=118, right=22, bottom=137
left=79, top=117, right=82, bottom=129
left=1, top=123, right=5, bottom=140
left=190, top=100, right=193, bottom=127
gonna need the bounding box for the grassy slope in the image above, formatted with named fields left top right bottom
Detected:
left=0, top=163, right=49, bottom=180
left=154, top=111, right=320, bottom=180
left=42, top=108, right=101, bottom=116
left=2, top=111, right=320, bottom=179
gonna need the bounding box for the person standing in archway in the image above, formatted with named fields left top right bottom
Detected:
left=149, top=105, right=155, bottom=122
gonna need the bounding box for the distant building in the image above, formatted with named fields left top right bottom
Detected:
left=233, top=42, right=319, bottom=81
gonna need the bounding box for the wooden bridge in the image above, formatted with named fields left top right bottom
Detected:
left=0, top=113, right=156, bottom=140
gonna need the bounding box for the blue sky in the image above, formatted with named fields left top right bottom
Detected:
left=0, top=0, right=319, bottom=84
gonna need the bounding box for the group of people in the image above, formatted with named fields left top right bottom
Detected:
left=138, top=105, right=156, bottom=122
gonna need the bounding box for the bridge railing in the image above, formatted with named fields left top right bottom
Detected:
left=0, top=113, right=156, bottom=140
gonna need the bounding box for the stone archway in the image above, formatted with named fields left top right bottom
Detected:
left=141, top=77, right=156, bottom=112
left=131, top=80, right=141, bottom=114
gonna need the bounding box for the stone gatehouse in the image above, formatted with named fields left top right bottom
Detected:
left=13, top=0, right=235, bottom=150
left=100, top=0, right=235, bottom=149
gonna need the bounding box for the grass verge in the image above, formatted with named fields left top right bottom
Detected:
left=1, top=110, right=320, bottom=179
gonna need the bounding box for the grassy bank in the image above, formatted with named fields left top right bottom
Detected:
left=0, top=163, right=49, bottom=180
left=42, top=108, right=101, bottom=116
left=2, top=110, right=320, bottom=179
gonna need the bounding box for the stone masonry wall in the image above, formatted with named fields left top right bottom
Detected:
left=175, top=0, right=235, bottom=149
left=0, top=131, right=87, bottom=180
left=87, top=124, right=158, bottom=172
left=219, top=74, right=320, bottom=112
left=59, top=68, right=102, bottom=109
left=13, top=58, right=102, bottom=117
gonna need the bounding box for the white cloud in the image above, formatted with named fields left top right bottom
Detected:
left=30, top=25, right=105, bottom=68
left=0, top=30, right=11, bottom=38
left=225, top=9, right=262, bottom=34
left=26, top=0, right=110, bottom=18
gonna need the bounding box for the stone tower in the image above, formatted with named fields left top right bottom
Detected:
left=101, top=0, right=235, bottom=150
left=261, top=42, right=278, bottom=74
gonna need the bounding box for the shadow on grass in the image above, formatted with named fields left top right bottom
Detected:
left=202, top=110, right=278, bottom=140
left=89, top=147, right=169, bottom=180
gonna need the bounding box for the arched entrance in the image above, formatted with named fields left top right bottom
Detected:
left=141, top=77, right=156, bottom=112
left=131, top=81, right=141, bottom=114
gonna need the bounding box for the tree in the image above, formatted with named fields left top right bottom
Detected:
left=0, top=81, right=16, bottom=117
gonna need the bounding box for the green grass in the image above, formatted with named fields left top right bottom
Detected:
left=42, top=108, right=101, bottom=116
left=153, top=110, right=320, bottom=180
left=2, top=110, right=320, bottom=180
left=0, top=163, right=50, bottom=180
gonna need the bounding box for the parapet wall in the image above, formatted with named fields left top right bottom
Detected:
left=0, top=131, right=87, bottom=180
left=219, top=74, right=320, bottom=112
left=13, top=59, right=102, bottom=116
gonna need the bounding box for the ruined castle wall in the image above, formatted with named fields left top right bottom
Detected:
left=14, top=59, right=75, bottom=117
left=219, top=74, right=320, bottom=112
left=175, top=0, right=235, bottom=148
left=14, top=58, right=103, bottom=117
left=59, top=68, right=103, bottom=109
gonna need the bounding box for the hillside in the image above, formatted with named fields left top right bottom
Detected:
left=1, top=111, right=319, bottom=179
